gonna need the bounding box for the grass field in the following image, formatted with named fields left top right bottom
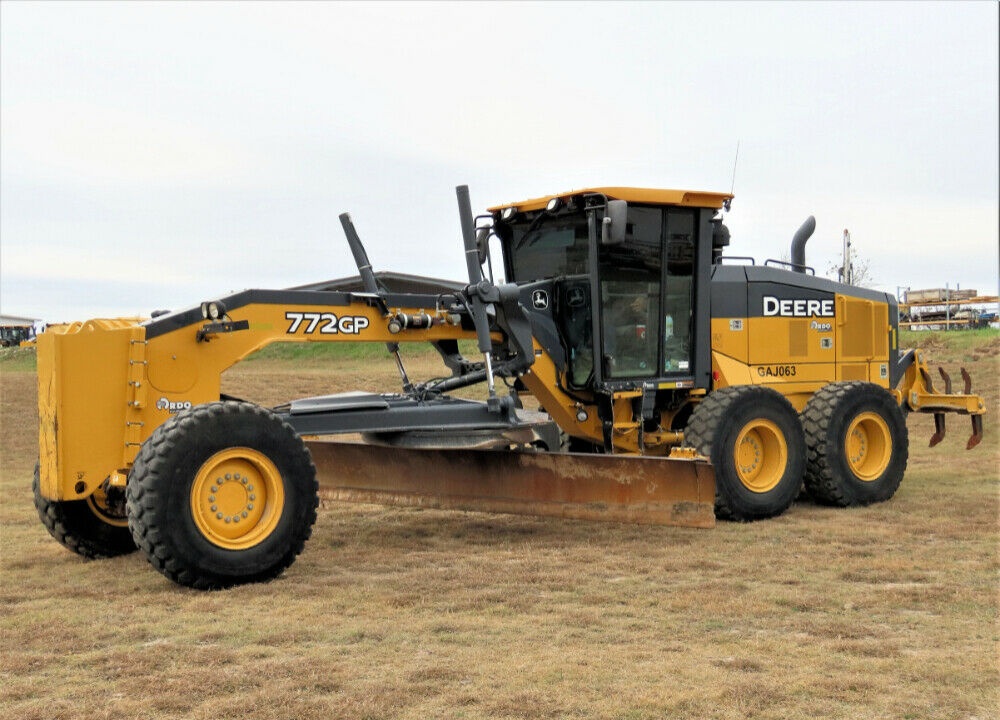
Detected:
left=1, top=332, right=998, bottom=719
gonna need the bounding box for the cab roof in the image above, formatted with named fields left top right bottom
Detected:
left=488, top=187, right=734, bottom=214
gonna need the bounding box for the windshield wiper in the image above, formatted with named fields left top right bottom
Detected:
left=515, top=212, right=553, bottom=250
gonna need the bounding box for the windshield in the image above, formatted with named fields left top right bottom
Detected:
left=506, top=213, right=589, bottom=282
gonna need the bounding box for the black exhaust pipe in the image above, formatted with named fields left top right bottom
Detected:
left=790, top=216, right=816, bottom=273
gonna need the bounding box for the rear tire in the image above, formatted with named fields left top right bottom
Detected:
left=685, top=386, right=806, bottom=521
left=802, top=382, right=908, bottom=506
left=126, top=401, right=319, bottom=589
left=33, top=464, right=136, bottom=558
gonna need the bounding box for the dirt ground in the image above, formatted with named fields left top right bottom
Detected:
left=1, top=338, right=998, bottom=719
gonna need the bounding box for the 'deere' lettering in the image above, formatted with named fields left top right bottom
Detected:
left=762, top=295, right=834, bottom=318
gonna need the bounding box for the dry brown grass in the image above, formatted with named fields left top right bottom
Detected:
left=1, top=334, right=997, bottom=719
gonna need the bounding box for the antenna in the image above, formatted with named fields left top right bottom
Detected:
left=725, top=140, right=740, bottom=212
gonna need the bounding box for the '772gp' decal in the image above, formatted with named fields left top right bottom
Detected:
left=285, top=312, right=371, bottom=335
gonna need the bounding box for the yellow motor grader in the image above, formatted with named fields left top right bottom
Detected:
left=34, top=185, right=985, bottom=588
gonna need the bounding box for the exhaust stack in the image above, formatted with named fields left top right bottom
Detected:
left=789, top=216, right=816, bottom=273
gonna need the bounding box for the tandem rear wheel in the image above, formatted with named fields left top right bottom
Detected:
left=802, top=382, right=908, bottom=506
left=685, top=386, right=806, bottom=521
left=126, top=401, right=319, bottom=589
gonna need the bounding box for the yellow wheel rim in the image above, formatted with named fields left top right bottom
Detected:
left=734, top=419, right=787, bottom=493
left=845, top=412, right=891, bottom=481
left=190, top=448, right=285, bottom=550
left=87, top=486, right=129, bottom=528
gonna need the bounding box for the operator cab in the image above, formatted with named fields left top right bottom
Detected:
left=489, top=188, right=732, bottom=395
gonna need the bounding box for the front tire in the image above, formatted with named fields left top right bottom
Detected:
left=685, top=386, right=806, bottom=521
left=802, top=382, right=908, bottom=506
left=33, top=464, right=136, bottom=558
left=126, top=401, right=318, bottom=589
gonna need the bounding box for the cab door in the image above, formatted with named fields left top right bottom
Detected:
left=596, top=206, right=699, bottom=385
left=597, top=206, right=663, bottom=380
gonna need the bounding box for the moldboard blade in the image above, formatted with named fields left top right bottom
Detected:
left=306, top=441, right=716, bottom=528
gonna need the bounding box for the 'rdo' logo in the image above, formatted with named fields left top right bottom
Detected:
left=157, top=397, right=193, bottom=414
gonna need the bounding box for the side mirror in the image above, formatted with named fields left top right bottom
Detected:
left=601, top=200, right=628, bottom=245
left=476, top=227, right=490, bottom=265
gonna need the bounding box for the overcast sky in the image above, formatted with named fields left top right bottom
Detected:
left=2, top=1, right=997, bottom=322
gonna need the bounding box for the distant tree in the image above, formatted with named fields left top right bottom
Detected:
left=826, top=255, right=874, bottom=287
left=825, top=229, right=874, bottom=287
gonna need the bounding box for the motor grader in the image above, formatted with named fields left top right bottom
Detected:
left=34, top=185, right=985, bottom=589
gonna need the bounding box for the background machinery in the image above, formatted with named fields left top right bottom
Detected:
left=34, top=185, right=986, bottom=588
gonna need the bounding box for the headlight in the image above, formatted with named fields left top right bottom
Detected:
left=201, top=301, right=226, bottom=321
